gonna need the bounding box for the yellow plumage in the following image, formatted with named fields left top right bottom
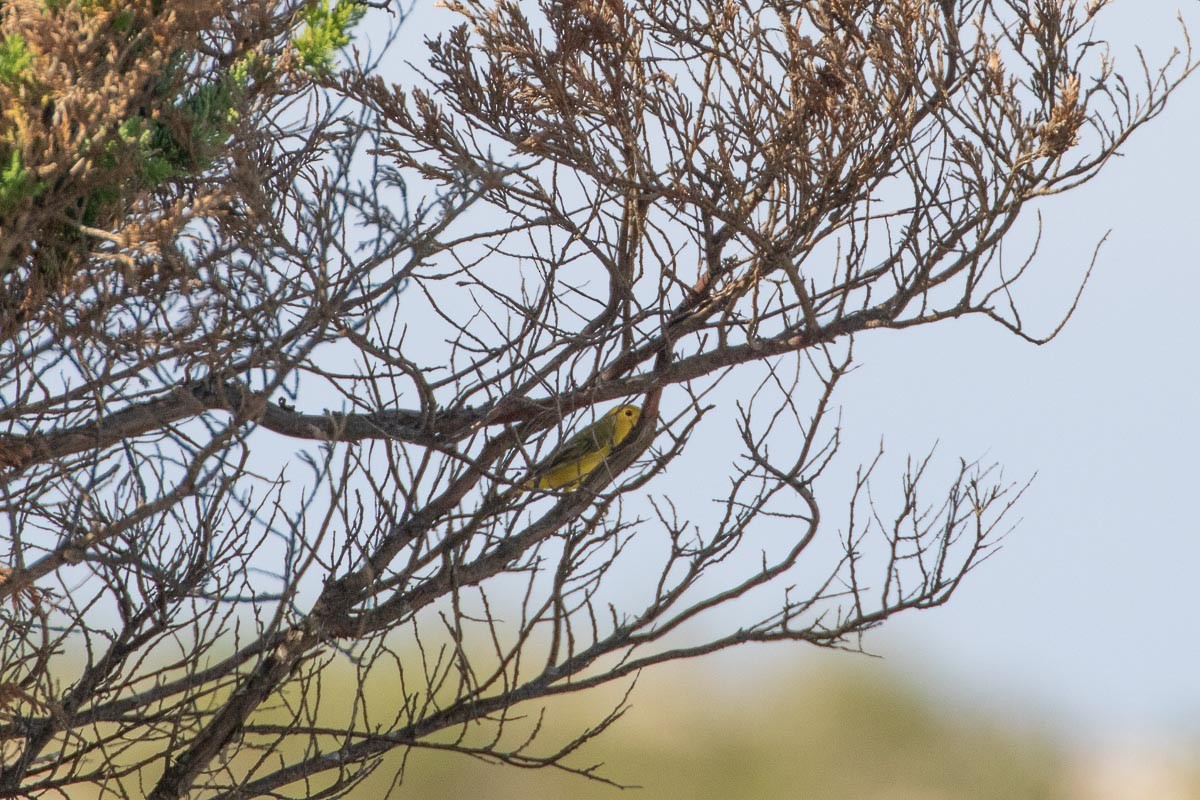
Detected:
left=524, top=404, right=642, bottom=491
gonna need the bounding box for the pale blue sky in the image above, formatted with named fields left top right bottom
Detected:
left=857, top=53, right=1200, bottom=743
left=374, top=0, right=1200, bottom=749
left=822, top=4, right=1200, bottom=744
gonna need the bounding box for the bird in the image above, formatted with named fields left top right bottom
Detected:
left=523, top=404, right=642, bottom=491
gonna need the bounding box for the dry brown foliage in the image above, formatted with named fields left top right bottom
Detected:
left=0, top=0, right=317, bottom=337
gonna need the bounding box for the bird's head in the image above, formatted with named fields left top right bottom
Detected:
left=607, top=404, right=642, bottom=426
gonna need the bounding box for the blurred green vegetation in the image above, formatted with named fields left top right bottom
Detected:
left=371, top=661, right=1066, bottom=800
left=26, top=644, right=1200, bottom=799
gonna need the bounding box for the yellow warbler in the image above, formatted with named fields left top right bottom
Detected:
left=524, top=404, right=642, bottom=491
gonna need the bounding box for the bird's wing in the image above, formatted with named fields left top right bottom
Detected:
left=543, top=418, right=612, bottom=469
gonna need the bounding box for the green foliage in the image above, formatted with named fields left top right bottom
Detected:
left=111, top=9, right=135, bottom=33
left=80, top=184, right=120, bottom=227
left=0, top=149, right=47, bottom=214
left=4, top=0, right=333, bottom=287
left=102, top=56, right=255, bottom=194
left=293, top=0, right=365, bottom=74
left=229, top=52, right=259, bottom=94
left=0, top=34, right=33, bottom=86
left=80, top=117, right=171, bottom=222
left=183, top=77, right=241, bottom=158
left=78, top=64, right=248, bottom=227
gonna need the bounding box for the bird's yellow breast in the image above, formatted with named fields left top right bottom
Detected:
left=534, top=446, right=612, bottom=490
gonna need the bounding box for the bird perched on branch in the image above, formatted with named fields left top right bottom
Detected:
left=524, top=404, right=642, bottom=491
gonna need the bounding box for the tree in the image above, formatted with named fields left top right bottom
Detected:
left=0, top=0, right=1192, bottom=796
